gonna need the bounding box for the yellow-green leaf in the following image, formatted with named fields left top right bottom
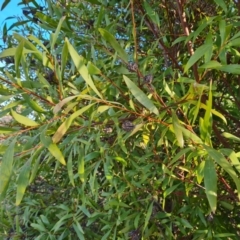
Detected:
left=205, top=146, right=240, bottom=200
left=67, top=152, right=75, bottom=187
left=0, top=139, right=16, bottom=200
left=66, top=39, right=102, bottom=99
left=11, top=109, right=39, bottom=127
left=52, top=103, right=95, bottom=143
left=184, top=44, right=212, bottom=73
left=48, top=143, right=66, bottom=165
left=204, top=158, right=217, bottom=213
left=99, top=28, right=128, bottom=62
left=78, top=148, right=85, bottom=183
left=16, top=160, right=31, bottom=205
left=123, top=75, right=159, bottom=115
left=172, top=112, right=184, bottom=148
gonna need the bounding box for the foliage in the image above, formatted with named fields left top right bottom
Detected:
left=0, top=0, right=240, bottom=239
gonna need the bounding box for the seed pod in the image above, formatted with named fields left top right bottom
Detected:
left=103, top=126, right=113, bottom=134
left=127, top=62, right=138, bottom=72
left=143, top=74, right=153, bottom=84
left=207, top=213, right=214, bottom=222
left=122, top=120, right=135, bottom=132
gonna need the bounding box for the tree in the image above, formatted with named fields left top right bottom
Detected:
left=1, top=0, right=240, bottom=239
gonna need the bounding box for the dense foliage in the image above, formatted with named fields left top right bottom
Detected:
left=1, top=0, right=240, bottom=239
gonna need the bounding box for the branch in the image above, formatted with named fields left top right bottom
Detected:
left=176, top=0, right=199, bottom=82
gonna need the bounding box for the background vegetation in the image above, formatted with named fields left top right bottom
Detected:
left=1, top=0, right=240, bottom=239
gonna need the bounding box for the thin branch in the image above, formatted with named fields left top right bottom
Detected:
left=176, top=0, right=199, bottom=82
left=0, top=75, right=55, bottom=106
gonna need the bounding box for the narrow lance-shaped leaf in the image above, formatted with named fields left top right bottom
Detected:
left=52, top=103, right=95, bottom=143
left=143, top=202, right=153, bottom=232
left=16, top=160, right=31, bottom=206
left=51, top=16, right=66, bottom=51
left=0, top=139, right=16, bottom=200
left=78, top=148, right=85, bottom=183
left=1, top=0, right=10, bottom=10
left=13, top=33, right=43, bottom=62
left=0, top=47, right=16, bottom=59
left=99, top=28, right=128, bottom=62
left=184, top=44, right=212, bottom=73
left=123, top=75, right=159, bottom=115
left=67, top=151, right=75, bottom=187
left=205, top=146, right=240, bottom=200
left=53, top=95, right=78, bottom=114
left=11, top=109, right=39, bottom=127
left=66, top=39, right=102, bottom=99
left=15, top=40, right=24, bottom=77
left=222, top=132, right=240, bottom=142
left=204, top=158, right=217, bottom=213
left=23, top=95, right=46, bottom=113
left=172, top=112, right=184, bottom=148
left=48, top=143, right=66, bottom=165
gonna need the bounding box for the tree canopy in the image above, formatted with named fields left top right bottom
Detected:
left=1, top=0, right=240, bottom=239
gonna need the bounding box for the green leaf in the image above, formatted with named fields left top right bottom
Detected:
left=220, top=148, right=240, bottom=175
left=48, top=143, right=66, bottom=165
left=164, top=183, right=181, bottom=198
left=29, top=148, right=43, bottom=184
left=52, top=103, right=95, bottom=143
left=23, top=95, right=46, bottom=113
left=87, top=61, right=101, bottom=75
left=27, top=35, right=49, bottom=52
left=180, top=218, right=193, bottom=228
left=13, top=33, right=43, bottom=62
left=179, top=126, right=203, bottom=144
left=0, top=126, right=17, bottom=134
left=51, top=16, right=66, bottom=51
left=0, top=139, right=16, bottom=200
left=113, top=156, right=127, bottom=166
left=78, top=148, right=85, bottom=183
left=0, top=47, right=16, bottom=58
left=205, top=146, right=240, bottom=200
left=30, top=223, right=47, bottom=232
left=169, top=148, right=191, bottom=166
left=184, top=44, right=212, bottom=73
left=123, top=75, right=159, bottom=115
left=11, top=109, right=39, bottom=127
left=1, top=0, right=10, bottom=10
left=172, top=36, right=187, bottom=46
left=213, top=0, right=227, bottom=13
left=53, top=95, right=78, bottom=114
left=196, top=161, right=205, bottom=184
left=222, top=132, right=240, bottom=142
left=219, top=201, right=234, bottom=210
left=66, top=39, right=102, bottom=99
left=67, top=152, right=75, bottom=187
left=16, top=160, right=31, bottom=206
left=143, top=1, right=160, bottom=27
left=61, top=41, right=68, bottom=78
left=73, top=222, right=85, bottom=240
left=219, top=20, right=226, bottom=46
left=200, top=61, right=240, bottom=74
left=52, top=214, right=74, bottom=233
left=227, top=38, right=240, bottom=47
left=143, top=202, right=153, bottom=231
left=204, top=33, right=213, bottom=63
left=99, top=28, right=128, bottom=62
left=172, top=112, right=184, bottom=148
left=199, top=60, right=222, bottom=69
left=216, top=64, right=240, bottom=74
left=204, top=158, right=217, bottom=213
left=14, top=40, right=24, bottom=77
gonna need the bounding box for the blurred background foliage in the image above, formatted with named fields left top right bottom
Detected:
left=1, top=0, right=240, bottom=239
